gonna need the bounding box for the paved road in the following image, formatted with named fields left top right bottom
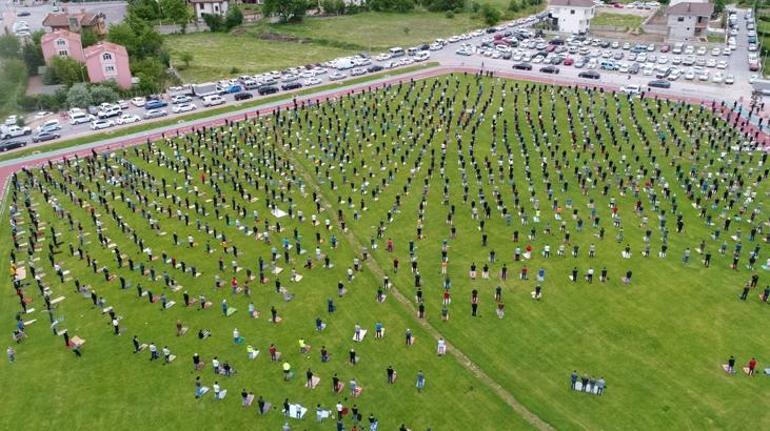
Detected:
left=1, top=0, right=127, bottom=33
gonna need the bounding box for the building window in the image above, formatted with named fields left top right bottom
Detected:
left=214, top=4, right=219, bottom=12
left=58, top=50, right=68, bottom=56
left=677, top=16, right=684, bottom=22
left=102, top=53, right=113, bottom=61
left=104, top=65, right=116, bottom=75
left=570, top=9, right=575, bottom=14
left=56, top=39, right=66, bottom=46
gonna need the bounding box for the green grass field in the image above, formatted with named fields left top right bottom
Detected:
left=2, top=74, right=769, bottom=430
left=591, top=12, right=646, bottom=28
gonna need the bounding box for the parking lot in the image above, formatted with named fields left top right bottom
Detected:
left=0, top=0, right=127, bottom=33
left=1, top=7, right=763, bottom=152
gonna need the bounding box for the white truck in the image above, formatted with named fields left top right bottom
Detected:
left=1, top=125, right=31, bottom=140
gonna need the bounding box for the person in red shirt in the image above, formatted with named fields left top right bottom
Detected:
left=269, top=344, right=278, bottom=362
left=748, top=357, right=758, bottom=376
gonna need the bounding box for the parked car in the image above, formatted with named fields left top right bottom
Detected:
left=539, top=65, right=559, bottom=74
left=32, top=131, right=60, bottom=143
left=97, top=105, right=122, bottom=119
left=620, top=84, right=641, bottom=95
left=367, top=65, right=384, bottom=73
left=201, top=95, right=225, bottom=107
left=171, top=95, right=192, bottom=104
left=648, top=79, right=671, bottom=89
left=172, top=103, right=197, bottom=113
left=512, top=62, right=532, bottom=70
left=234, top=92, right=253, bottom=101
left=145, top=100, right=168, bottom=110
left=90, top=119, right=114, bottom=130
left=329, top=72, right=346, bottom=81
left=350, top=68, right=366, bottom=76
left=115, top=114, right=141, bottom=125
left=0, top=140, right=26, bottom=152
left=1, top=125, right=31, bottom=140
left=257, top=86, right=279, bottom=96
left=578, top=70, right=600, bottom=79
left=131, top=97, right=146, bottom=107
left=144, top=109, right=168, bottom=119
left=281, top=82, right=303, bottom=91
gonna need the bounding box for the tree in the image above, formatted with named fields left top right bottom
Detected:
left=66, top=83, right=93, bottom=108
left=263, top=0, right=309, bottom=23
left=49, top=56, right=87, bottom=86
left=423, top=0, right=464, bottom=12
left=508, top=0, right=520, bottom=12
left=481, top=3, right=501, bottom=26
left=127, top=0, right=162, bottom=21
left=132, top=57, right=169, bottom=94
left=89, top=85, right=119, bottom=106
left=81, top=28, right=100, bottom=48
left=159, top=0, right=192, bottom=32
left=107, top=19, right=165, bottom=61
left=202, top=13, right=225, bottom=31
left=321, top=0, right=345, bottom=15
left=713, top=0, right=725, bottom=15
left=21, top=43, right=44, bottom=76
left=0, top=34, right=21, bottom=59
left=224, top=5, right=244, bottom=30
left=179, top=51, right=194, bottom=69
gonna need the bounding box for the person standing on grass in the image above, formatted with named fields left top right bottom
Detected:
left=386, top=365, right=395, bottom=384
left=727, top=355, right=736, bottom=373
left=570, top=370, right=578, bottom=389
left=471, top=289, right=479, bottom=317
left=416, top=370, right=425, bottom=392
left=748, top=357, right=757, bottom=376
left=740, top=282, right=751, bottom=300
left=132, top=335, right=140, bottom=353
left=7, top=346, right=15, bottom=363
left=597, top=377, right=606, bottom=395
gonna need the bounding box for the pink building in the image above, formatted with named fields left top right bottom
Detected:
left=83, top=42, right=132, bottom=89
left=40, top=30, right=85, bottom=64
left=40, top=32, right=133, bottom=89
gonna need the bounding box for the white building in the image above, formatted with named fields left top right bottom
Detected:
left=669, top=0, right=708, bottom=7
left=666, top=1, right=713, bottom=41
left=190, top=0, right=229, bottom=21
left=549, top=0, right=596, bottom=34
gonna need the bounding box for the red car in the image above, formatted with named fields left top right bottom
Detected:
left=545, top=45, right=556, bottom=53
left=612, top=2, right=623, bottom=7
left=660, top=44, right=671, bottom=53
left=563, top=57, right=574, bottom=66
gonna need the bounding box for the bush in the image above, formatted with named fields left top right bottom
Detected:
left=446, top=10, right=455, bottom=18
left=230, top=66, right=241, bottom=74
left=481, top=3, right=502, bottom=25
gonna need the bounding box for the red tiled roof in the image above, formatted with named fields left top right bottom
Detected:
left=42, top=12, right=99, bottom=28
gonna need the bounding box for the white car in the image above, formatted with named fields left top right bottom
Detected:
left=117, top=100, right=129, bottom=109
left=91, top=119, right=114, bottom=130
left=414, top=51, right=430, bottom=62
left=201, top=95, right=225, bottom=107
left=724, top=74, right=735, bottom=84
left=171, top=95, right=192, bottom=104
left=620, top=84, right=641, bottom=95
left=303, top=77, right=322, bottom=86
left=706, top=58, right=717, bottom=68
left=374, top=53, right=391, bottom=61
left=712, top=72, right=724, bottom=83
left=172, top=103, right=197, bottom=113
left=698, top=71, right=710, bottom=81
left=131, top=97, right=146, bottom=107
left=116, top=114, right=141, bottom=125
left=696, top=46, right=707, bottom=55
left=351, top=68, right=366, bottom=76
left=4, top=115, right=18, bottom=126
left=716, top=60, right=727, bottom=69
left=329, top=72, right=346, bottom=80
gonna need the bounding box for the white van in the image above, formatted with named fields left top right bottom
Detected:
left=407, top=47, right=420, bottom=56
left=389, top=47, right=405, bottom=58
left=201, top=95, right=225, bottom=107
left=69, top=112, right=93, bottom=125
